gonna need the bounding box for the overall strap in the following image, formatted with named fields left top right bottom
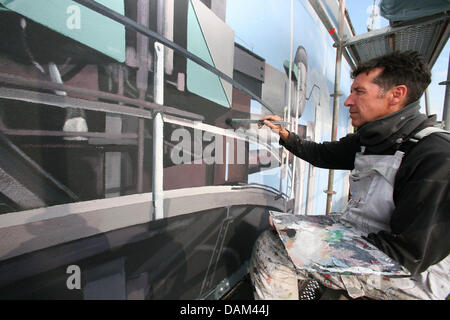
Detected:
left=409, top=126, right=450, bottom=143
left=399, top=126, right=450, bottom=153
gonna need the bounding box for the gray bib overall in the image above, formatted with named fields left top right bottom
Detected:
left=340, top=127, right=450, bottom=299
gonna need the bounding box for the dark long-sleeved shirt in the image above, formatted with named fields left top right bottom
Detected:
left=280, top=102, right=450, bottom=276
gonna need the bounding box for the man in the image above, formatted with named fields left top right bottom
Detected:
left=251, top=51, right=449, bottom=300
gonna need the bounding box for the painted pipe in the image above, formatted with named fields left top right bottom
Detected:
left=153, top=42, right=164, bottom=220
left=136, top=0, right=150, bottom=193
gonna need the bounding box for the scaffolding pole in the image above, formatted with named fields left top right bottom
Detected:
left=441, top=52, right=450, bottom=130
left=325, top=0, right=345, bottom=215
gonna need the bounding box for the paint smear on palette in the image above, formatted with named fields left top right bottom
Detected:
left=270, top=211, right=410, bottom=276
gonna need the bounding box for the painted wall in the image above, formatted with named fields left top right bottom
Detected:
left=0, top=0, right=353, bottom=216
left=0, top=0, right=357, bottom=299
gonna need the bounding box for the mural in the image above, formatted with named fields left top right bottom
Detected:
left=0, top=0, right=353, bottom=299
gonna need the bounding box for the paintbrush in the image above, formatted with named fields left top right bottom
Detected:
left=225, top=118, right=289, bottom=127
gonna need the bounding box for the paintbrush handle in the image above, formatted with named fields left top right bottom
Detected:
left=231, top=119, right=289, bottom=126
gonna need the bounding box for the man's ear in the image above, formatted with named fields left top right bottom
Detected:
left=390, top=85, right=408, bottom=107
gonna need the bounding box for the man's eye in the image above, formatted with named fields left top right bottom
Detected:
left=351, top=88, right=364, bottom=95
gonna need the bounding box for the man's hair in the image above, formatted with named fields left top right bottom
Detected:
left=351, top=51, right=431, bottom=106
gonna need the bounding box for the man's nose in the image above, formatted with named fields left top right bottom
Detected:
left=344, top=94, right=352, bottom=107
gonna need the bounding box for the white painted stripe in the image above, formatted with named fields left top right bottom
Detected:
left=162, top=114, right=281, bottom=163
left=225, top=141, right=229, bottom=181
left=0, top=186, right=284, bottom=261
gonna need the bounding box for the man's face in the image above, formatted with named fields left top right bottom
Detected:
left=344, top=67, right=398, bottom=127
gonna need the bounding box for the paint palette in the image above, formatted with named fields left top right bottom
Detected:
left=270, top=211, right=410, bottom=276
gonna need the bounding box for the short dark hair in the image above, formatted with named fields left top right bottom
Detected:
left=351, top=51, right=431, bottom=106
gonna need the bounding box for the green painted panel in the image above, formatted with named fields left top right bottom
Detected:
left=0, top=0, right=125, bottom=62
left=283, top=60, right=299, bottom=82
left=186, top=0, right=230, bottom=108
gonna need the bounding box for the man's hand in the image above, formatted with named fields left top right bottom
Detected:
left=258, top=115, right=290, bottom=142
left=269, top=215, right=275, bottom=230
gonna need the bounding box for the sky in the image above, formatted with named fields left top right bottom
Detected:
left=345, top=0, right=449, bottom=121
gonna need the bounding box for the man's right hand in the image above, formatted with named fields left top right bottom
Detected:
left=258, top=115, right=290, bottom=141
left=269, top=215, right=276, bottom=230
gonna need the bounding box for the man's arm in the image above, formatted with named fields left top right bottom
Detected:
left=260, top=115, right=359, bottom=170
left=366, top=135, right=450, bottom=276
left=280, top=131, right=360, bottom=169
